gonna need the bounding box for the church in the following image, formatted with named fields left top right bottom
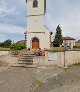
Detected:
left=25, top=0, right=53, bottom=50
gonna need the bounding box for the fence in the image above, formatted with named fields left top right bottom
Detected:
left=33, top=51, right=80, bottom=67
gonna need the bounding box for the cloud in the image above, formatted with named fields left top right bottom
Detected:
left=0, top=34, right=8, bottom=42
left=0, top=24, right=25, bottom=35
left=0, top=0, right=27, bottom=42
left=0, top=24, right=26, bottom=42
left=0, top=0, right=80, bottom=42
left=45, top=0, right=80, bottom=40
left=0, top=0, right=16, bottom=16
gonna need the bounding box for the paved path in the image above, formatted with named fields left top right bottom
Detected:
left=49, top=82, right=80, bottom=92
left=36, top=66, right=63, bottom=83
left=0, top=51, right=9, bottom=56
left=35, top=67, right=80, bottom=92
left=0, top=67, right=36, bottom=92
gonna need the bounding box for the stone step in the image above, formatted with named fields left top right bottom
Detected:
left=20, top=56, right=35, bottom=59
left=18, top=53, right=36, bottom=65
left=20, top=57, right=33, bottom=59
left=22, top=54, right=35, bottom=55
left=22, top=54, right=35, bottom=57
left=11, top=64, right=37, bottom=68
left=19, top=58, right=33, bottom=61
left=18, top=62, right=33, bottom=65
left=18, top=61, right=33, bottom=64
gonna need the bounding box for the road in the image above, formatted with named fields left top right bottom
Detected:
left=0, top=67, right=36, bottom=92
left=49, top=82, right=80, bottom=92
left=35, top=67, right=80, bottom=92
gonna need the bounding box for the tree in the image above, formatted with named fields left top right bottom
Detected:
left=0, top=43, right=4, bottom=47
left=10, top=42, right=26, bottom=50
left=53, top=25, right=63, bottom=47
left=3, top=39, right=12, bottom=48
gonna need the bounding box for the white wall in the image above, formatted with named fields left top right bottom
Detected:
left=27, top=15, right=44, bottom=32
left=27, top=0, right=50, bottom=49
left=33, top=51, right=80, bottom=67
left=27, top=26, right=50, bottom=49
left=27, top=0, right=44, bottom=16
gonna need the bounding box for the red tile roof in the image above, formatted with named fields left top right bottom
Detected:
left=20, top=40, right=26, bottom=44
left=63, top=36, right=75, bottom=40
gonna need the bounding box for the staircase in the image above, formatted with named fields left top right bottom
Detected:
left=12, top=53, right=36, bottom=68
left=19, top=54, right=35, bottom=65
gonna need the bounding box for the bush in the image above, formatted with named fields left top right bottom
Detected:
left=0, top=39, right=12, bottom=48
left=0, top=43, right=4, bottom=47
left=4, top=39, right=12, bottom=48
left=10, top=42, right=26, bottom=50
left=34, top=49, right=45, bottom=56
left=73, top=46, right=80, bottom=48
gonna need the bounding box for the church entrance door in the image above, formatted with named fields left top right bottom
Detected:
left=32, top=37, right=39, bottom=49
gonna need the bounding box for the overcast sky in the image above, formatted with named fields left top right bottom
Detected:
left=0, top=0, right=80, bottom=42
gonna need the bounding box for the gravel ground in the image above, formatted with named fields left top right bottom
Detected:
left=35, top=67, right=80, bottom=92
left=0, top=67, right=36, bottom=92
left=0, top=56, right=8, bottom=67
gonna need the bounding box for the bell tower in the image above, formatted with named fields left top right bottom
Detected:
left=27, top=0, right=46, bottom=16
left=26, top=0, right=46, bottom=32
left=26, top=0, right=51, bottom=50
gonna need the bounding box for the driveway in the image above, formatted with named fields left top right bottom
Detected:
left=35, top=67, right=80, bottom=92
left=49, top=82, right=80, bottom=92
left=0, top=67, right=36, bottom=92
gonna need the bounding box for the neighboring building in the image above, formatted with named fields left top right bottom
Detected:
left=25, top=0, right=52, bottom=50
left=19, top=40, right=26, bottom=44
left=62, top=36, right=76, bottom=49
left=75, top=40, right=80, bottom=46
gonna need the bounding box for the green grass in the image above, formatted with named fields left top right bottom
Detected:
left=0, top=47, right=10, bottom=51
left=34, top=79, right=42, bottom=88
left=73, top=48, right=80, bottom=51
left=45, top=47, right=64, bottom=52
left=19, top=48, right=28, bottom=54
left=73, top=63, right=80, bottom=68
left=45, top=47, right=80, bottom=52
left=0, top=47, right=27, bottom=54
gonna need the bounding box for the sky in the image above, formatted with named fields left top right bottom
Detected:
left=0, top=0, right=80, bottom=42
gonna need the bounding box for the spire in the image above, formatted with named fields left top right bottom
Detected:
left=44, top=0, right=46, bottom=14
left=26, top=0, right=27, bottom=3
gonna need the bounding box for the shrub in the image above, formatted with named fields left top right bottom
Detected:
left=0, top=39, right=12, bottom=48
left=53, top=25, right=63, bottom=47
left=73, top=46, right=80, bottom=48
left=34, top=49, right=45, bottom=56
left=10, top=42, right=26, bottom=50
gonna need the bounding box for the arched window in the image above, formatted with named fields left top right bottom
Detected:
left=33, top=0, right=38, bottom=8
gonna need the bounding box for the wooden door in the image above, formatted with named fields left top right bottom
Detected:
left=32, top=38, right=39, bottom=49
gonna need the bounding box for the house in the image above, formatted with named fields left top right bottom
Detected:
left=75, top=40, right=80, bottom=46
left=62, top=36, right=76, bottom=49
left=19, top=40, right=26, bottom=45
left=25, top=0, right=53, bottom=50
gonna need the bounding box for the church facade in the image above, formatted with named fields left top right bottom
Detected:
left=25, top=0, right=52, bottom=50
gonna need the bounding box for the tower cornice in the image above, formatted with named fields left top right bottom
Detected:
left=27, top=14, right=44, bottom=17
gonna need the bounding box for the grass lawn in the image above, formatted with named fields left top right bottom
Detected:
left=45, top=47, right=65, bottom=52
left=0, top=47, right=10, bottom=51
left=19, top=48, right=28, bottom=54
left=73, top=63, right=80, bottom=68
left=0, top=47, right=28, bottom=54
left=45, top=47, right=80, bottom=52
left=73, top=48, right=80, bottom=51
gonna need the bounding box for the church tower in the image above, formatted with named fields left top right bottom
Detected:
left=26, top=0, right=52, bottom=49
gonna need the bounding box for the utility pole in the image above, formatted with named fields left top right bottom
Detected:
left=64, top=43, right=68, bottom=68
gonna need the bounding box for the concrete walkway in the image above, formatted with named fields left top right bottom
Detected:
left=36, top=66, right=63, bottom=83
left=35, top=67, right=80, bottom=92
left=49, top=81, right=80, bottom=92
left=0, top=67, right=36, bottom=92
